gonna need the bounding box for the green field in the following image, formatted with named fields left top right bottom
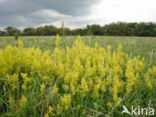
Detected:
left=0, top=36, right=156, bottom=117
left=0, top=36, right=156, bottom=68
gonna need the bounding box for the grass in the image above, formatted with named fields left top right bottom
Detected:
left=0, top=36, right=156, bottom=69
left=0, top=36, right=156, bottom=117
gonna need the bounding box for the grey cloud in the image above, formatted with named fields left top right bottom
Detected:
left=0, top=0, right=101, bottom=28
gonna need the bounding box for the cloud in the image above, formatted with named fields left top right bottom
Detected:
left=0, top=0, right=101, bottom=28
left=30, top=9, right=95, bottom=29
left=0, top=0, right=156, bottom=29
left=89, top=0, right=156, bottom=25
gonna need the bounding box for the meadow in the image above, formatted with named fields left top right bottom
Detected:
left=0, top=36, right=156, bottom=68
left=0, top=36, right=156, bottom=117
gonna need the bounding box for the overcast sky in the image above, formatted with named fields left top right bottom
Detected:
left=0, top=0, right=156, bottom=29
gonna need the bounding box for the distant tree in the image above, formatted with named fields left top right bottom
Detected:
left=0, top=30, right=6, bottom=36
left=1, top=22, right=156, bottom=37
left=14, top=33, right=19, bottom=40
left=4, top=26, right=21, bottom=36
left=64, top=28, right=72, bottom=35
left=58, top=28, right=72, bottom=36
left=127, top=23, right=137, bottom=36
left=42, top=25, right=58, bottom=36
left=152, top=27, right=156, bottom=36
left=58, top=27, right=72, bottom=36
left=86, top=30, right=93, bottom=36
left=36, top=27, right=44, bottom=36
left=86, top=24, right=104, bottom=35
left=23, top=28, right=36, bottom=36
left=72, top=28, right=86, bottom=36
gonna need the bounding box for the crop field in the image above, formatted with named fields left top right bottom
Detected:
left=0, top=36, right=156, bottom=117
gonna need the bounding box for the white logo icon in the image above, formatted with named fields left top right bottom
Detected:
left=122, top=105, right=155, bottom=116
left=122, top=105, right=131, bottom=115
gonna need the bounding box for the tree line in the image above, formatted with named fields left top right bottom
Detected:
left=0, top=22, right=156, bottom=36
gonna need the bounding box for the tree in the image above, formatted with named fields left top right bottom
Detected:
left=4, top=26, right=21, bottom=36
left=72, top=28, right=86, bottom=36
left=0, top=30, right=6, bottom=36
left=36, top=27, right=43, bottom=36
left=23, top=28, right=36, bottom=36
left=1, top=22, right=156, bottom=37
left=86, top=24, right=104, bottom=35
left=42, top=25, right=58, bottom=36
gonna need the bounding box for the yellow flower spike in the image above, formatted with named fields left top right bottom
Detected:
left=94, top=42, right=98, bottom=49
left=21, top=73, right=27, bottom=79
left=6, top=74, right=18, bottom=90
left=21, top=73, right=34, bottom=91
left=143, top=65, right=156, bottom=90
left=88, top=79, right=93, bottom=88
left=61, top=94, right=71, bottom=111
left=55, top=34, right=61, bottom=47
left=44, top=114, right=49, bottom=117
left=49, top=106, right=54, bottom=113
left=74, top=35, right=84, bottom=48
left=70, top=83, right=76, bottom=95
left=101, top=80, right=106, bottom=93
left=18, top=38, right=23, bottom=48
left=48, top=106, right=55, bottom=116
left=62, top=84, right=69, bottom=92
left=57, top=104, right=63, bottom=115
left=22, top=84, right=27, bottom=91
left=51, top=84, right=58, bottom=94
left=8, top=96, right=13, bottom=105
left=107, top=102, right=112, bottom=109
left=80, top=78, right=89, bottom=96
left=117, top=43, right=122, bottom=52
left=82, top=109, right=86, bottom=115
left=78, top=35, right=82, bottom=41
left=107, top=45, right=111, bottom=52
left=40, top=84, right=45, bottom=93
left=42, top=76, right=51, bottom=82
left=20, top=96, right=27, bottom=108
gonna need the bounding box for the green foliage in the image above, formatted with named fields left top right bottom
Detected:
left=1, top=22, right=156, bottom=36
left=0, top=30, right=6, bottom=36
left=14, top=33, right=19, bottom=40
left=23, top=28, right=36, bottom=36
left=4, top=26, right=21, bottom=36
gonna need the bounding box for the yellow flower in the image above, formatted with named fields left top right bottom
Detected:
left=44, top=114, right=49, bottom=117
left=117, top=43, right=122, bottom=52
left=21, top=73, right=27, bottom=79
left=80, top=78, right=89, bottom=96
left=21, top=73, right=33, bottom=91
left=57, top=104, right=63, bottom=115
left=8, top=96, right=13, bottom=105
left=55, top=34, right=61, bottom=47
left=48, top=106, right=55, bottom=116
left=20, top=96, right=27, bottom=108
left=61, top=94, right=71, bottom=111
left=18, top=38, right=23, bottom=49
left=107, top=45, right=111, bottom=52
left=49, top=106, right=54, bottom=113
left=40, top=84, right=45, bottom=93
left=51, top=84, right=58, bottom=94
left=6, top=74, right=18, bottom=90
left=107, top=102, right=112, bottom=108
left=82, top=109, right=86, bottom=115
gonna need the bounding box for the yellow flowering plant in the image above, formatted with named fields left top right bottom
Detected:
left=0, top=35, right=155, bottom=117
